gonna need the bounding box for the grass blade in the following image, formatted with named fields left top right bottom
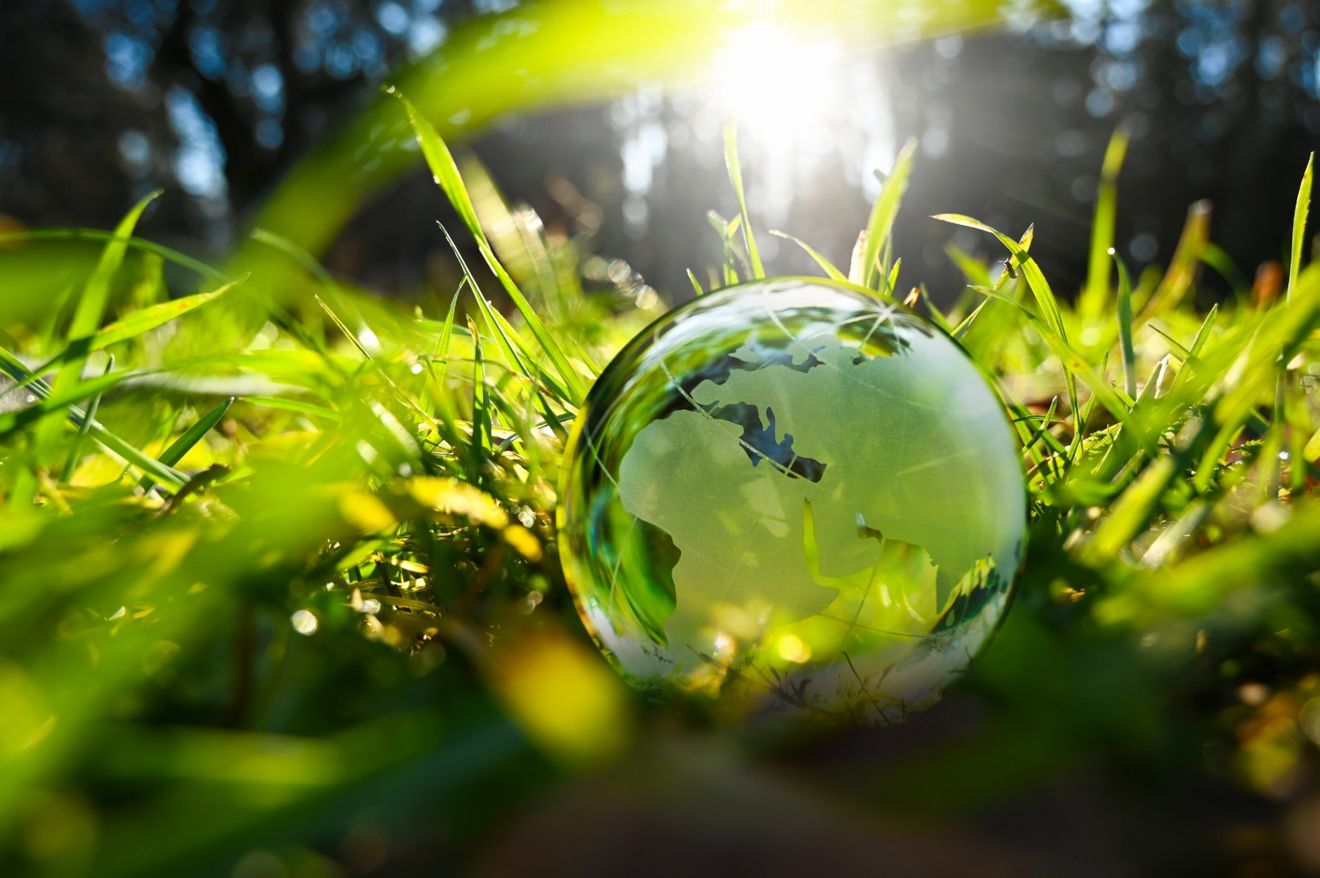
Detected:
left=1141, top=200, right=1211, bottom=317
left=1189, top=304, right=1219, bottom=358
left=723, top=124, right=764, bottom=278
left=35, top=280, right=240, bottom=379
left=1195, top=265, right=1320, bottom=492
left=937, top=213, right=1082, bottom=448
left=769, top=230, right=846, bottom=281
left=885, top=259, right=903, bottom=298
left=66, top=192, right=162, bottom=342
left=1286, top=152, right=1314, bottom=303
left=1271, top=153, right=1314, bottom=495
left=139, top=397, right=235, bottom=491
left=686, top=268, right=706, bottom=297
left=0, top=227, right=226, bottom=282
left=242, top=396, right=341, bottom=421
left=1081, top=127, right=1129, bottom=315
left=860, top=139, right=916, bottom=291
left=1113, top=249, right=1137, bottom=398
left=60, top=355, right=114, bottom=482
left=0, top=346, right=185, bottom=489
left=934, top=215, right=1064, bottom=337
left=37, top=192, right=161, bottom=452
left=1081, top=455, right=1179, bottom=565
left=389, top=88, right=585, bottom=402
left=437, top=223, right=568, bottom=422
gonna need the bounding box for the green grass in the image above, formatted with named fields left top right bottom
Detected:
left=0, top=105, right=1317, bottom=874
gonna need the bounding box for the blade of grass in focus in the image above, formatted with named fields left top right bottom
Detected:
left=724, top=124, right=765, bottom=279
left=860, top=140, right=917, bottom=292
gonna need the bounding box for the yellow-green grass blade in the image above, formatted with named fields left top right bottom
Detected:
left=36, top=192, right=161, bottom=457
left=0, top=347, right=185, bottom=489
left=861, top=140, right=916, bottom=291
left=392, top=90, right=585, bottom=402
left=1080, top=127, right=1129, bottom=317
left=232, top=0, right=1035, bottom=278
left=60, top=355, right=114, bottom=483
left=139, top=397, right=236, bottom=492
left=770, top=230, right=847, bottom=281
left=30, top=280, right=240, bottom=383
left=723, top=124, right=764, bottom=278
left=1113, top=249, right=1137, bottom=399
left=937, top=213, right=1082, bottom=449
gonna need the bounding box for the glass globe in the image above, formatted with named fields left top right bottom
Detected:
left=558, top=278, right=1025, bottom=723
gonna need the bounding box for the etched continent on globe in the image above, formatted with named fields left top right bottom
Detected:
left=558, top=279, right=1025, bottom=723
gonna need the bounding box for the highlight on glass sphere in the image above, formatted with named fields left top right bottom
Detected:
left=557, top=278, right=1026, bottom=723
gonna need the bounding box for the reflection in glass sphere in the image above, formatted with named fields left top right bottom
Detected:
left=558, top=278, right=1026, bottom=723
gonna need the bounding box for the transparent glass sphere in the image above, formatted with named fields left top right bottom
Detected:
left=558, top=278, right=1026, bottom=723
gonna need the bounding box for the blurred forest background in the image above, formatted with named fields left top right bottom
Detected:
left=2, top=0, right=1318, bottom=301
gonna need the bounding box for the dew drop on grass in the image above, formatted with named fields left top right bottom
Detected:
left=557, top=278, right=1026, bottom=724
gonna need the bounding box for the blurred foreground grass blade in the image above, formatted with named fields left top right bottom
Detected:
left=1080, top=455, right=1179, bottom=566
left=0, top=464, right=409, bottom=853
left=1102, top=495, right=1320, bottom=624
left=0, top=227, right=227, bottom=283
left=476, top=624, right=633, bottom=768
left=90, top=712, right=529, bottom=878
